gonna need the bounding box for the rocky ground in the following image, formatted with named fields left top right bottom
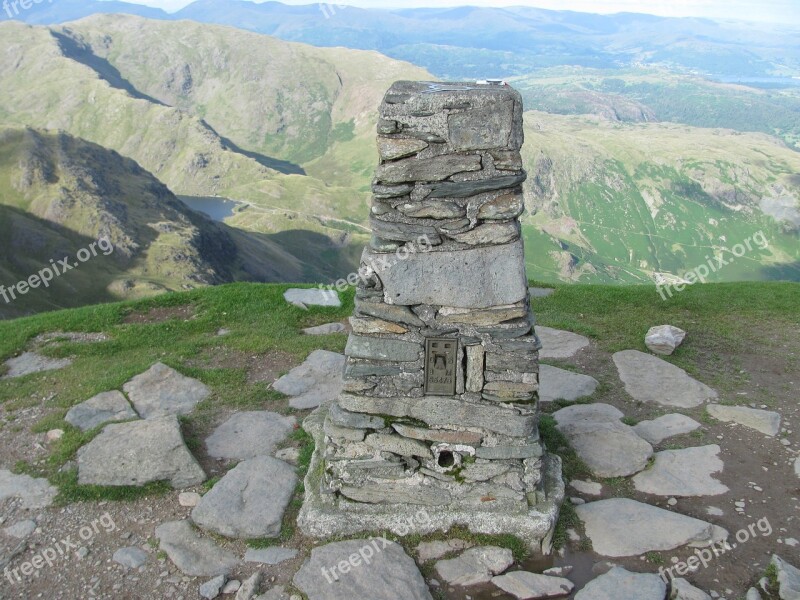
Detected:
left=0, top=285, right=798, bottom=600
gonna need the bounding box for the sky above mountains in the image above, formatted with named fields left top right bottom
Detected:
left=106, top=0, right=797, bottom=24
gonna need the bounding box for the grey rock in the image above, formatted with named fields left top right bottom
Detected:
left=426, top=174, right=527, bottom=199
left=65, top=391, right=139, bottom=431
left=123, top=362, right=211, bottom=419
left=398, top=200, right=465, bottom=219
left=575, top=567, right=666, bottom=600
left=369, top=217, right=442, bottom=244
left=539, top=365, right=598, bottom=403
left=772, top=554, right=800, bottom=600
left=293, top=539, right=433, bottom=600
left=372, top=183, right=415, bottom=199
left=448, top=221, right=521, bottom=246
left=324, top=420, right=366, bottom=442
left=491, top=571, right=575, bottom=599
left=670, top=578, right=712, bottom=600
left=393, top=423, right=482, bottom=446
left=465, top=344, right=485, bottom=393
left=535, top=327, right=590, bottom=359
left=283, top=288, right=341, bottom=307
left=244, top=547, right=298, bottom=565
left=191, top=456, right=297, bottom=539
left=273, top=350, right=345, bottom=409
left=448, top=100, right=514, bottom=151
left=416, top=539, right=473, bottom=562
left=113, top=546, right=148, bottom=569
left=222, top=580, right=241, bottom=594
left=633, top=414, right=702, bottom=445
left=77, top=416, right=206, bottom=489
left=236, top=572, right=262, bottom=600
left=746, top=588, right=763, bottom=600
left=340, top=481, right=451, bottom=506
left=328, top=403, right=385, bottom=430
left=339, top=393, right=535, bottom=437
left=354, top=300, right=425, bottom=327
left=632, top=445, right=729, bottom=497
left=646, top=325, right=687, bottom=355
left=302, top=323, right=346, bottom=335
left=554, top=404, right=653, bottom=477
left=375, top=153, right=482, bottom=184
left=0, top=470, right=57, bottom=509
left=475, top=444, right=542, bottom=460
left=274, top=447, right=300, bottom=465
left=795, top=456, right=800, bottom=479
left=576, top=498, right=728, bottom=557
left=377, top=136, right=428, bottom=160
left=200, top=575, right=226, bottom=599
left=155, top=520, right=238, bottom=577
left=367, top=239, right=528, bottom=309
left=205, top=411, right=296, bottom=461
left=477, top=192, right=525, bottom=221
left=345, top=336, right=422, bottom=362
left=435, top=546, right=514, bottom=586
left=613, top=350, right=718, bottom=408
left=569, top=480, right=603, bottom=496
left=179, top=492, right=202, bottom=507
left=365, top=433, right=432, bottom=458
left=706, top=404, right=782, bottom=437
left=3, top=520, right=37, bottom=539
left=2, top=351, right=72, bottom=379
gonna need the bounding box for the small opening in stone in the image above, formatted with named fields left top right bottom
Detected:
left=438, top=451, right=455, bottom=468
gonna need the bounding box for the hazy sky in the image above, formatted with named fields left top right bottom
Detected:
left=113, top=0, right=798, bottom=24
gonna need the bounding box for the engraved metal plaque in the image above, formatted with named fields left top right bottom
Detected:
left=424, top=338, right=458, bottom=396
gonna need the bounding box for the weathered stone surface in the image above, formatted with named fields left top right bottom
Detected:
left=123, top=363, right=211, bottom=419
left=535, top=327, right=590, bottom=359
left=340, top=481, right=452, bottom=505
left=365, top=433, right=431, bottom=458
left=646, top=325, right=687, bottom=355
left=671, top=578, right=712, bottom=600
left=4, top=519, right=37, bottom=539
left=302, top=322, right=346, bottom=335
left=575, top=567, right=666, bottom=600
left=448, top=100, right=514, bottom=151
left=273, top=350, right=345, bottom=409
left=416, top=539, right=473, bottom=562
left=340, top=394, right=534, bottom=437
left=570, top=480, right=603, bottom=496
left=205, top=411, right=296, bottom=461
left=375, top=154, right=482, bottom=184
left=632, top=445, right=729, bottom=497
left=293, top=539, right=433, bottom=600
left=2, top=351, right=71, bottom=379
left=448, top=221, right=520, bottom=246
left=369, top=216, right=442, bottom=244
left=439, top=304, right=528, bottom=326
left=200, top=575, right=226, bottom=599
left=475, top=444, right=542, bottom=460
left=77, top=416, right=205, bottom=489
left=398, top=200, right=465, bottom=219
left=466, top=344, right=486, bottom=393
left=435, top=546, right=513, bottom=586
left=324, top=420, right=366, bottom=441
left=378, top=136, right=428, bottom=160
left=462, top=462, right=511, bottom=482
left=392, top=423, right=482, bottom=445
left=576, top=498, right=728, bottom=557
left=489, top=150, right=523, bottom=171
left=633, top=414, right=702, bottom=445
left=613, top=350, right=718, bottom=408
left=0, top=470, right=57, bottom=509
left=113, top=547, right=148, bottom=569
left=283, top=288, right=341, bottom=307
left=344, top=360, right=410, bottom=378
left=539, top=365, right=598, bottom=403
left=349, top=316, right=409, bottom=335
left=478, top=192, right=525, bottom=220
left=554, top=404, right=652, bottom=477
left=372, top=182, right=414, bottom=199
left=492, top=571, right=575, bottom=599
left=706, top=404, right=781, bottom=436
left=236, top=572, right=263, bottom=600
left=483, top=381, right=537, bottom=402
left=328, top=403, right=385, bottom=430
left=771, top=554, right=800, bottom=600
left=155, top=520, right=238, bottom=577
left=345, top=336, right=422, bottom=362
left=355, top=300, right=425, bottom=326
left=65, top=391, right=139, bottom=431
left=426, top=174, right=527, bottom=199
left=244, top=547, right=298, bottom=565
left=368, top=239, right=527, bottom=309
left=191, top=456, right=297, bottom=539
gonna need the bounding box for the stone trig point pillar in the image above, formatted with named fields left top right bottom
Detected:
left=299, top=81, right=564, bottom=553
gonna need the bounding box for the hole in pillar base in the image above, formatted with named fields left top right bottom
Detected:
left=437, top=451, right=455, bottom=469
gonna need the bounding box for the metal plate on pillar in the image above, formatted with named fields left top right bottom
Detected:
left=424, top=337, right=458, bottom=396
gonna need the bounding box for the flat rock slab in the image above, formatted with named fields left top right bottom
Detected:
left=2, top=352, right=72, bottom=379
left=435, top=546, right=514, bottom=586
left=492, top=571, right=575, bottom=598
left=244, top=547, right=298, bottom=565
left=123, top=362, right=211, bottom=419
left=205, top=411, right=296, bottom=461
left=191, top=456, right=296, bottom=539
left=65, top=391, right=139, bottom=432
left=539, top=364, right=598, bottom=403
left=706, top=404, right=781, bottom=437
left=633, top=445, right=729, bottom=497
left=576, top=498, right=728, bottom=557
left=613, top=350, right=718, bottom=408
left=536, top=327, right=590, bottom=359
left=633, top=414, right=701, bottom=445
left=77, top=416, right=206, bottom=489
left=575, top=567, right=666, bottom=600
left=113, top=546, right=148, bottom=569
left=284, top=288, right=341, bottom=307
left=554, top=404, right=653, bottom=477
left=671, top=577, right=712, bottom=600
left=0, top=470, right=57, bottom=509
left=273, top=350, right=345, bottom=409
left=293, top=539, right=433, bottom=600
left=302, top=322, right=346, bottom=335
left=772, top=554, right=800, bottom=600
left=155, top=520, right=239, bottom=577
left=416, top=539, right=473, bottom=562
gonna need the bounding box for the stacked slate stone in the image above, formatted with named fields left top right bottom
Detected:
left=300, top=81, right=562, bottom=550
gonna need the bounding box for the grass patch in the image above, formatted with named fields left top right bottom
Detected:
left=52, top=469, right=171, bottom=505
left=539, top=414, right=591, bottom=481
